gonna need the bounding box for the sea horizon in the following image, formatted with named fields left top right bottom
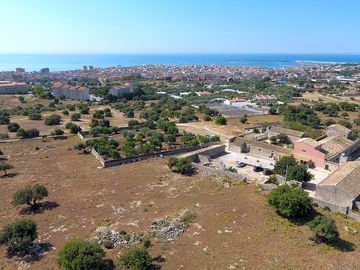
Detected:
left=1, top=53, right=360, bottom=72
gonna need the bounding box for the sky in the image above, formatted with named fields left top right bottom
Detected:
left=1, top=0, right=360, bottom=54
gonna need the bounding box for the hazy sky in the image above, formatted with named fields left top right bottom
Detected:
left=1, top=0, right=360, bottom=54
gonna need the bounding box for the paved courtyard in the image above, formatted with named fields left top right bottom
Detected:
left=211, top=152, right=270, bottom=184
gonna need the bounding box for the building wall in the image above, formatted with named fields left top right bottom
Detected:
left=316, top=185, right=354, bottom=208
left=0, top=85, right=29, bottom=94
left=293, top=141, right=326, bottom=168
left=52, top=88, right=89, bottom=101
left=229, top=142, right=283, bottom=160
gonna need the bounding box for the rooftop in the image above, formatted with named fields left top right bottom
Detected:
left=318, top=160, right=360, bottom=197
left=270, top=126, right=305, bottom=138
left=232, top=137, right=292, bottom=155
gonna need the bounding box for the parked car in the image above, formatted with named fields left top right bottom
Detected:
left=253, top=166, right=263, bottom=172
left=263, top=169, right=273, bottom=175
left=236, top=162, right=246, bottom=168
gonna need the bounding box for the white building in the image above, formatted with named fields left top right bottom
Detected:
left=0, top=81, right=29, bottom=94
left=109, top=83, right=134, bottom=97
left=52, top=82, right=89, bottom=101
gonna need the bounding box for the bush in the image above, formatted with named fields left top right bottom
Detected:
left=0, top=219, right=37, bottom=256
left=65, top=122, right=81, bottom=134
left=168, top=157, right=194, bottom=175
left=203, top=114, right=212, bottom=121
left=267, top=185, right=313, bottom=218
left=0, top=162, right=14, bottom=175
left=7, top=123, right=20, bottom=132
left=58, top=240, right=105, bottom=270
left=308, top=215, right=339, bottom=243
left=12, top=184, right=48, bottom=210
left=16, top=128, right=40, bottom=138
left=62, top=110, right=69, bottom=116
left=71, top=113, right=81, bottom=121
left=0, top=112, right=10, bottom=124
left=44, top=114, right=61, bottom=126
left=51, top=128, right=64, bottom=136
left=29, top=112, right=42, bottom=120
left=118, top=246, right=151, bottom=270
left=215, top=115, right=227, bottom=125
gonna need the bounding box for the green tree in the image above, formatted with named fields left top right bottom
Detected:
left=12, top=184, right=48, bottom=210
left=71, top=113, right=81, bottom=121
left=0, top=219, right=37, bottom=256
left=215, top=115, right=227, bottom=125
left=7, top=123, right=20, bottom=132
left=273, top=156, right=297, bottom=177
left=58, top=240, right=105, bottom=270
left=29, top=112, right=42, bottom=120
left=240, top=115, right=248, bottom=124
left=44, top=114, right=61, bottom=126
left=168, top=157, right=194, bottom=175
left=308, top=215, right=339, bottom=244
left=0, top=162, right=13, bottom=176
left=118, top=246, right=151, bottom=270
left=288, top=164, right=312, bottom=182
left=267, top=185, right=313, bottom=218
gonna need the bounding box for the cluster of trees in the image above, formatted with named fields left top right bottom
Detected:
left=267, top=185, right=340, bottom=245
left=7, top=122, right=20, bottom=132
left=280, top=105, right=321, bottom=128
left=273, top=156, right=312, bottom=182
left=16, top=128, right=40, bottom=138
left=85, top=137, right=120, bottom=159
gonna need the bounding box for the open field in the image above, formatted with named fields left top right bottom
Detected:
left=299, top=92, right=360, bottom=105
left=177, top=114, right=283, bottom=141
left=1, top=138, right=360, bottom=269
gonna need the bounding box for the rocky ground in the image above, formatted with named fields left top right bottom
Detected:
left=0, top=137, right=360, bottom=269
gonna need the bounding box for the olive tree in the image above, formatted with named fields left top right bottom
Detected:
left=58, top=240, right=105, bottom=270
left=0, top=219, right=37, bottom=256
left=0, top=162, right=13, bottom=176
left=118, top=246, right=151, bottom=270
left=267, top=185, right=313, bottom=218
left=12, top=184, right=48, bottom=210
left=308, top=215, right=339, bottom=244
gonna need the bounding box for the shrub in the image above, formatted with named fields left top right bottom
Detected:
left=7, top=123, right=20, bottom=132
left=58, top=240, right=105, bottom=270
left=240, top=115, right=248, bottom=124
left=65, top=122, right=81, bottom=134
left=267, top=185, right=313, bottom=218
left=0, top=162, right=13, bottom=175
left=71, top=113, right=81, bottom=121
left=203, top=114, right=212, bottom=121
left=44, top=114, right=61, bottom=126
left=12, top=184, right=48, bottom=210
left=0, top=219, right=37, bottom=256
left=0, top=112, right=10, bottom=124
left=62, top=110, right=69, bottom=116
left=29, top=112, right=42, bottom=120
left=308, top=215, right=339, bottom=243
left=168, top=157, right=194, bottom=175
left=51, top=128, right=64, bottom=136
left=16, top=128, right=40, bottom=138
left=118, top=246, right=151, bottom=270
left=215, top=115, right=227, bottom=125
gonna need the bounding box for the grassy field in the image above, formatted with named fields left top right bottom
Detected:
left=0, top=137, right=359, bottom=269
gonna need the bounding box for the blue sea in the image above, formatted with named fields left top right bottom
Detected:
left=0, top=54, right=360, bottom=72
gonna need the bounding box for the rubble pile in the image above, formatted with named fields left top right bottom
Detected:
left=95, top=227, right=142, bottom=248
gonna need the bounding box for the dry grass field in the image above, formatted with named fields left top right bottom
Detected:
left=0, top=137, right=360, bottom=269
